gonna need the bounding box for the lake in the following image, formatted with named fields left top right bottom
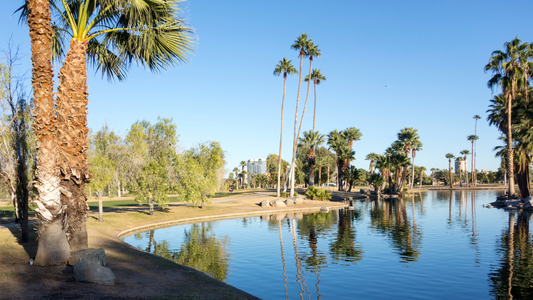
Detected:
left=121, top=190, right=533, bottom=299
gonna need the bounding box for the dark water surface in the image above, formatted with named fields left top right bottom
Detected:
left=122, top=190, right=533, bottom=299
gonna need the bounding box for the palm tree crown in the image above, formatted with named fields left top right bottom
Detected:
left=274, top=57, right=297, bottom=78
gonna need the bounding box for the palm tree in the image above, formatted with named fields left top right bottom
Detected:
left=418, top=166, right=426, bottom=189
left=274, top=58, right=297, bottom=197
left=315, top=155, right=328, bottom=187
left=304, top=68, right=326, bottom=133
left=397, top=127, right=420, bottom=190
left=467, top=135, right=479, bottom=186
left=365, top=153, right=379, bottom=174
left=240, top=161, right=246, bottom=188
left=342, top=127, right=362, bottom=168
left=445, top=153, right=455, bottom=188
left=299, top=130, right=325, bottom=186
left=430, top=168, right=437, bottom=185
left=26, top=0, right=69, bottom=266
left=485, top=38, right=529, bottom=196
left=460, top=150, right=471, bottom=186
left=409, top=140, right=423, bottom=188
left=232, top=167, right=239, bottom=190
left=473, top=115, right=481, bottom=186
left=22, top=0, right=195, bottom=252
left=289, top=33, right=310, bottom=197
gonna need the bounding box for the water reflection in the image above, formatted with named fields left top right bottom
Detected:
left=489, top=211, right=533, bottom=300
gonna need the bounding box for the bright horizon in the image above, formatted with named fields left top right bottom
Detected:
left=2, top=0, right=532, bottom=176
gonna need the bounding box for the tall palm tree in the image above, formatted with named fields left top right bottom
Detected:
left=274, top=58, right=297, bottom=197
left=418, top=166, right=426, bottom=189
left=342, top=127, right=362, bottom=168
left=485, top=38, right=528, bottom=196
left=467, top=135, right=478, bottom=186
left=473, top=115, right=481, bottom=186
left=456, top=157, right=464, bottom=187
left=240, top=161, right=246, bottom=188
left=21, top=0, right=195, bottom=252
left=26, top=0, right=69, bottom=266
left=299, top=130, right=325, bottom=186
left=304, top=68, right=326, bottom=133
left=460, top=150, right=471, bottom=186
left=365, top=153, right=379, bottom=174
left=289, top=33, right=310, bottom=197
left=409, top=140, right=423, bottom=188
left=445, top=153, right=455, bottom=188
left=430, top=168, right=437, bottom=185
left=232, top=167, right=239, bottom=190
left=397, top=127, right=420, bottom=190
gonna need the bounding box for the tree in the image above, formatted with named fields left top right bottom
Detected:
left=409, top=140, right=423, bottom=188
left=365, top=153, right=379, bottom=174
left=0, top=48, right=35, bottom=243
left=397, top=127, right=420, bottom=190
left=304, top=68, right=326, bottom=133
left=239, top=161, right=246, bottom=188
left=430, top=168, right=437, bottom=185
left=274, top=57, right=297, bottom=197
left=368, top=173, right=384, bottom=193
left=127, top=118, right=179, bottom=215
left=417, top=166, right=426, bottom=189
left=445, top=153, right=455, bottom=188
left=485, top=38, right=529, bottom=196
left=232, top=167, right=239, bottom=189
left=467, top=135, right=479, bottom=186
left=26, top=0, right=69, bottom=265
left=178, top=141, right=226, bottom=208
left=460, top=150, right=471, bottom=186
left=473, top=115, right=481, bottom=186
left=346, top=166, right=366, bottom=192
left=455, top=157, right=463, bottom=187
left=299, top=130, right=325, bottom=186
left=87, top=129, right=115, bottom=222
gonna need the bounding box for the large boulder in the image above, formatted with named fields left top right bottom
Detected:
left=272, top=199, right=287, bottom=207
left=260, top=200, right=270, bottom=207
left=69, top=248, right=107, bottom=267
left=285, top=199, right=295, bottom=205
left=523, top=196, right=533, bottom=208
left=74, top=257, right=115, bottom=286
left=292, top=196, right=303, bottom=204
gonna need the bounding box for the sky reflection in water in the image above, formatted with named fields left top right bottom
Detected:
left=122, top=190, right=533, bottom=299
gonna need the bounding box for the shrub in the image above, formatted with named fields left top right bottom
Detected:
left=305, top=186, right=331, bottom=200
left=280, top=191, right=289, bottom=198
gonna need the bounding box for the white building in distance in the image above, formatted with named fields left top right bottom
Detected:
left=247, top=159, right=267, bottom=176
left=454, top=160, right=467, bottom=173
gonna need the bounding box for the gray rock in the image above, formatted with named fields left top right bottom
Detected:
left=74, top=257, right=115, bottom=285
left=292, top=196, right=303, bottom=204
left=272, top=199, right=287, bottom=207
left=320, top=207, right=329, bottom=213
left=69, top=248, right=107, bottom=267
left=524, top=196, right=533, bottom=208
left=285, top=199, right=295, bottom=205
left=260, top=200, right=270, bottom=207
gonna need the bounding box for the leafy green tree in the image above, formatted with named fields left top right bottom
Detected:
left=299, top=130, right=325, bottom=186
left=445, top=153, right=455, bottom=188
left=274, top=57, right=297, bottom=196
left=397, top=127, right=420, bottom=189
left=177, top=141, right=226, bottom=208
left=365, top=153, right=379, bottom=174
left=346, top=166, right=367, bottom=192
left=409, top=140, right=423, bottom=188
left=368, top=173, right=384, bottom=193
left=126, top=118, right=178, bottom=215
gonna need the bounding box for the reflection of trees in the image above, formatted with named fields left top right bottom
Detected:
left=329, top=209, right=364, bottom=264
left=489, top=211, right=533, bottom=300
left=370, top=199, right=421, bottom=262
left=139, top=223, right=230, bottom=282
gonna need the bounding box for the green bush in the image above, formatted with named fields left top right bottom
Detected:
left=305, top=186, right=331, bottom=200
left=280, top=191, right=289, bottom=198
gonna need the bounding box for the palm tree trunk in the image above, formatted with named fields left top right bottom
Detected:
left=465, top=157, right=469, bottom=187
left=56, top=39, right=91, bottom=253
left=277, top=75, right=287, bottom=197
left=289, top=53, right=304, bottom=197
left=27, top=0, right=70, bottom=266
left=98, top=190, right=103, bottom=222
left=312, top=81, right=317, bottom=133
left=318, top=166, right=322, bottom=187
left=506, top=92, right=515, bottom=196
left=471, top=142, right=474, bottom=187
left=410, top=152, right=416, bottom=188
left=449, top=159, right=453, bottom=188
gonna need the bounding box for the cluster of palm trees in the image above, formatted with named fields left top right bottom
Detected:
left=274, top=33, right=326, bottom=197
left=485, top=37, right=533, bottom=198
left=370, top=128, right=422, bottom=194
left=24, top=0, right=194, bottom=265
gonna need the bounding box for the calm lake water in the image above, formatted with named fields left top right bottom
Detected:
left=121, top=190, right=533, bottom=299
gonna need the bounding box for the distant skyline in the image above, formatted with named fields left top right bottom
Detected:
left=2, top=0, right=532, bottom=175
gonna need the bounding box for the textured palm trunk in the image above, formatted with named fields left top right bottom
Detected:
left=28, top=0, right=70, bottom=266
left=369, top=161, right=374, bottom=174
left=471, top=142, right=474, bottom=186
left=419, top=172, right=423, bottom=189
left=318, top=166, right=322, bottom=187
left=289, top=52, right=304, bottom=197
left=56, top=39, right=91, bottom=252
left=410, top=151, right=416, bottom=188
left=312, top=81, right=317, bottom=133
left=307, top=147, right=316, bottom=186
left=464, top=156, right=469, bottom=187
left=506, top=92, right=515, bottom=196
left=448, top=159, right=453, bottom=188
left=277, top=74, right=287, bottom=197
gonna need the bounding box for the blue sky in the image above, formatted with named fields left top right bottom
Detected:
left=2, top=0, right=533, bottom=175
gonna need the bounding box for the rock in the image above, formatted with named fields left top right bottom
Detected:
left=74, top=257, right=115, bottom=285
left=320, top=207, right=329, bottom=213
left=285, top=199, right=295, bottom=205
left=272, top=199, right=287, bottom=207
left=524, top=196, right=533, bottom=208
left=69, top=248, right=107, bottom=267
left=260, top=200, right=270, bottom=207
left=292, top=196, right=303, bottom=204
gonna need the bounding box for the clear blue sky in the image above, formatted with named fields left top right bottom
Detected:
left=2, top=0, right=532, bottom=175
